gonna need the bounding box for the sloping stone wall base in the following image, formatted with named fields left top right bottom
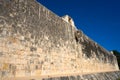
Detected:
left=6, top=71, right=120, bottom=80
left=42, top=71, right=120, bottom=80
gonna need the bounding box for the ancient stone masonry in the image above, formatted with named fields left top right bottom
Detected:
left=42, top=71, right=120, bottom=80
left=0, top=0, right=119, bottom=79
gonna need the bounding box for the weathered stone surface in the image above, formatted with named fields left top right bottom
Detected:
left=0, top=0, right=119, bottom=79
left=42, top=71, right=120, bottom=80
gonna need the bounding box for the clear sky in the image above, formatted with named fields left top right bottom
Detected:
left=37, top=0, right=120, bottom=52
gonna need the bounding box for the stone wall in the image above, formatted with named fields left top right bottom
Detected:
left=5, top=71, right=120, bottom=80
left=42, top=71, right=120, bottom=80
left=0, top=0, right=119, bottom=79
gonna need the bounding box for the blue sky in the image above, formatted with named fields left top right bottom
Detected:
left=37, top=0, right=120, bottom=52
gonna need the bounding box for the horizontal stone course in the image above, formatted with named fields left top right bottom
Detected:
left=42, top=71, right=120, bottom=80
